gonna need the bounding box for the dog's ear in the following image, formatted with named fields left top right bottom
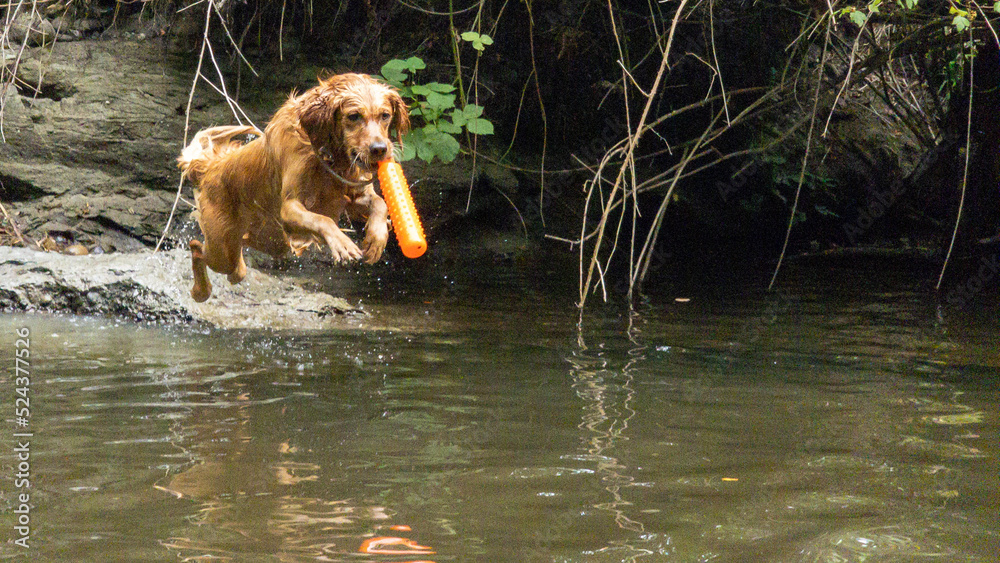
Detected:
left=388, top=90, right=410, bottom=143
left=297, top=86, right=341, bottom=153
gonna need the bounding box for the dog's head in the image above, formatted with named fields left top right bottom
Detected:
left=297, top=73, right=410, bottom=173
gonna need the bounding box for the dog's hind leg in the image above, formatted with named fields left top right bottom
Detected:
left=226, top=242, right=248, bottom=285
left=189, top=235, right=248, bottom=302
left=190, top=204, right=249, bottom=301
left=189, top=239, right=214, bottom=302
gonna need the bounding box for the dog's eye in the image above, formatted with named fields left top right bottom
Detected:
left=347, top=112, right=363, bottom=123
left=380, top=112, right=392, bottom=122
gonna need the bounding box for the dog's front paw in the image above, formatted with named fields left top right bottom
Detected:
left=362, top=224, right=389, bottom=264
left=326, top=230, right=364, bottom=263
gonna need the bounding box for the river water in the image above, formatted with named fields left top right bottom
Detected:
left=0, top=258, right=997, bottom=562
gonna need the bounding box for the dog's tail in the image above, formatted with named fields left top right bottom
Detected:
left=177, top=125, right=263, bottom=184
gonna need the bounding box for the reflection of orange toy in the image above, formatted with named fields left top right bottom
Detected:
left=359, top=536, right=436, bottom=555
left=377, top=160, right=427, bottom=259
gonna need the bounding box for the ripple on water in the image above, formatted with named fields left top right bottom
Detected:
left=797, top=526, right=975, bottom=562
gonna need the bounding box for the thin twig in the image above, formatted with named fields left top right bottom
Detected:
left=768, top=15, right=833, bottom=291
left=0, top=198, right=26, bottom=245
left=155, top=1, right=214, bottom=252
left=823, top=16, right=868, bottom=137
left=936, top=25, right=975, bottom=290
left=635, top=107, right=725, bottom=289
left=523, top=0, right=549, bottom=225
left=708, top=0, right=730, bottom=126
left=605, top=0, right=638, bottom=301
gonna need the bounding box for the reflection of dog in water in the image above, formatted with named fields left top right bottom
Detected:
left=178, top=73, right=409, bottom=302
left=359, top=533, right=436, bottom=555
left=155, top=403, right=434, bottom=559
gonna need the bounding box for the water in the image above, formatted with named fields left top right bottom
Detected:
left=0, top=262, right=997, bottom=562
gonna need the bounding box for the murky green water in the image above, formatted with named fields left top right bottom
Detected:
left=1, top=263, right=997, bottom=562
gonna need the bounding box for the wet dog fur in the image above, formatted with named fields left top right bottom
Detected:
left=177, top=73, right=409, bottom=302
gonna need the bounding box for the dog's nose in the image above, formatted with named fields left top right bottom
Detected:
left=369, top=141, right=388, bottom=161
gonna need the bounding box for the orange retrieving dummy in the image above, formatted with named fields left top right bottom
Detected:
left=377, top=160, right=427, bottom=258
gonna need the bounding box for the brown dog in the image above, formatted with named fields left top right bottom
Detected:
left=177, top=73, right=409, bottom=302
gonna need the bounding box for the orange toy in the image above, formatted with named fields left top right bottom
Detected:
left=377, top=160, right=427, bottom=259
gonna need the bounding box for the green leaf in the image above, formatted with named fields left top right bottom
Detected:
left=995, top=1, right=1000, bottom=13
left=475, top=34, right=493, bottom=51
left=401, top=129, right=422, bottom=161
left=380, top=60, right=410, bottom=85
left=416, top=140, right=436, bottom=162
left=425, top=91, right=457, bottom=112
left=465, top=117, right=494, bottom=135
left=425, top=82, right=456, bottom=93
left=411, top=83, right=455, bottom=97
left=410, top=84, right=432, bottom=96
left=403, top=128, right=435, bottom=162
left=419, top=104, right=442, bottom=123
left=849, top=10, right=867, bottom=27
left=381, top=57, right=426, bottom=85
left=460, top=30, right=493, bottom=51
left=452, top=104, right=484, bottom=128
left=403, top=127, right=461, bottom=163
left=401, top=142, right=417, bottom=161
left=438, top=119, right=462, bottom=135
left=425, top=130, right=461, bottom=163
left=461, top=104, right=485, bottom=119
left=953, top=14, right=970, bottom=33
left=402, top=56, right=426, bottom=72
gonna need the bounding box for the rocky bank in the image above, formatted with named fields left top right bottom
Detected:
left=0, top=245, right=363, bottom=329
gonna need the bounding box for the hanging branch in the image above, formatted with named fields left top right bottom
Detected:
left=578, top=0, right=690, bottom=310
left=154, top=0, right=215, bottom=253
left=635, top=107, right=725, bottom=290
left=768, top=15, right=833, bottom=291
left=523, top=0, right=549, bottom=225
left=604, top=0, right=638, bottom=301
left=935, top=23, right=975, bottom=290
left=155, top=0, right=261, bottom=252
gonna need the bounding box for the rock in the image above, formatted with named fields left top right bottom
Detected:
left=0, top=246, right=362, bottom=329
left=7, top=12, right=58, bottom=46
left=0, top=39, right=236, bottom=247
